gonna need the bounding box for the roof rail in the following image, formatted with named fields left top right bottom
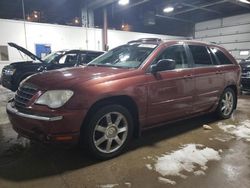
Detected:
left=128, top=38, right=162, bottom=44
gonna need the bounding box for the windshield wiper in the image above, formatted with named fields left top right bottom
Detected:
left=88, top=64, right=132, bottom=69
left=88, top=64, right=112, bottom=67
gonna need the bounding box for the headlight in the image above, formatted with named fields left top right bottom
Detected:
left=4, top=68, right=16, bottom=76
left=35, top=90, right=74, bottom=109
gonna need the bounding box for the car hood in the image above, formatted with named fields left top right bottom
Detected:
left=26, top=66, right=135, bottom=90
left=8, top=42, right=44, bottom=63
left=8, top=61, right=43, bottom=67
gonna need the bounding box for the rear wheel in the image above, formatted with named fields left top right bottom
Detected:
left=82, top=105, right=133, bottom=159
left=216, top=88, right=236, bottom=119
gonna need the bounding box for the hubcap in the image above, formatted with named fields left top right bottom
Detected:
left=221, top=91, right=234, bottom=116
left=93, top=112, right=128, bottom=154
left=105, top=126, right=118, bottom=138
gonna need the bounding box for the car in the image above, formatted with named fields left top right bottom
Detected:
left=1, top=42, right=104, bottom=91
left=6, top=38, right=241, bottom=159
left=239, top=56, right=250, bottom=92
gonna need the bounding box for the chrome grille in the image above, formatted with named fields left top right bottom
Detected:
left=14, top=84, right=38, bottom=108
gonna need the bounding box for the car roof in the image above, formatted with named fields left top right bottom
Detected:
left=127, top=38, right=223, bottom=49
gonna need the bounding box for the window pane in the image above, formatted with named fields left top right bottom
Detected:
left=59, top=53, right=78, bottom=64
left=90, top=44, right=156, bottom=68
left=211, top=48, right=233, bottom=65
left=189, top=45, right=213, bottom=67
left=85, top=54, right=99, bottom=63
left=208, top=48, right=219, bottom=65
left=157, top=45, right=188, bottom=69
left=79, top=53, right=87, bottom=64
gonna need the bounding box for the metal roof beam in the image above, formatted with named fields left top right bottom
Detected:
left=87, top=0, right=117, bottom=9
left=181, top=2, right=222, bottom=15
left=172, top=0, right=227, bottom=16
left=155, top=14, right=194, bottom=23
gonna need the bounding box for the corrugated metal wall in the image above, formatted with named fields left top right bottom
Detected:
left=195, top=13, right=250, bottom=62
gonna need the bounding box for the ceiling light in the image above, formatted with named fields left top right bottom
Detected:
left=118, top=0, right=129, bottom=6
left=74, top=18, right=79, bottom=24
left=238, top=0, right=250, bottom=4
left=163, top=6, right=174, bottom=13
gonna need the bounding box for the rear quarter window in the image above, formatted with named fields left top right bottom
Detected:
left=211, top=48, right=233, bottom=65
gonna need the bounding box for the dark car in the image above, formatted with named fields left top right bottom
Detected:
left=240, top=56, right=250, bottom=92
left=7, top=39, right=240, bottom=159
left=1, top=42, right=104, bottom=91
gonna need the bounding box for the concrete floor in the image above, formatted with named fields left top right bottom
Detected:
left=0, top=86, right=249, bottom=188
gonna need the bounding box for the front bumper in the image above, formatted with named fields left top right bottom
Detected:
left=7, top=103, right=63, bottom=121
left=7, top=102, right=85, bottom=144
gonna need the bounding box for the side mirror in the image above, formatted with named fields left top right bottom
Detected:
left=151, top=59, right=176, bottom=73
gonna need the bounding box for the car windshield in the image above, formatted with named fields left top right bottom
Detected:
left=42, top=51, right=65, bottom=63
left=88, top=43, right=157, bottom=68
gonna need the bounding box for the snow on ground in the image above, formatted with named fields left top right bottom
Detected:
left=98, top=184, right=119, bottom=188
left=158, top=177, right=176, bottom=185
left=146, top=144, right=221, bottom=184
left=209, top=134, right=235, bottom=142
left=146, top=164, right=153, bottom=170
left=98, top=183, right=131, bottom=188
left=218, top=120, right=250, bottom=142
left=194, top=170, right=205, bottom=176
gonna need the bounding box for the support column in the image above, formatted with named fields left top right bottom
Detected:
left=81, top=7, right=94, bottom=27
left=102, top=8, right=108, bottom=51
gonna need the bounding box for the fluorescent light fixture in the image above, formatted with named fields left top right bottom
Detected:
left=163, top=6, right=174, bottom=13
left=238, top=0, right=250, bottom=4
left=240, top=51, right=249, bottom=56
left=118, top=0, right=129, bottom=6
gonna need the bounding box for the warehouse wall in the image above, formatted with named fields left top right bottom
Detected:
left=195, top=13, right=250, bottom=62
left=0, top=19, right=184, bottom=72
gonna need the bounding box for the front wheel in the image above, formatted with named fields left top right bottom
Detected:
left=82, top=105, right=133, bottom=160
left=216, top=88, right=236, bottom=119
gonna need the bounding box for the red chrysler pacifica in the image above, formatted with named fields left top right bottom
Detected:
left=7, top=39, right=241, bottom=159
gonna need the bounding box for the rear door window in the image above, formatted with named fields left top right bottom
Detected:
left=188, top=45, right=214, bottom=67
left=210, top=48, right=233, bottom=65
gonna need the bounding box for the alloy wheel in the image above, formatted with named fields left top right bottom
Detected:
left=93, top=112, right=128, bottom=154
left=221, top=91, right=234, bottom=116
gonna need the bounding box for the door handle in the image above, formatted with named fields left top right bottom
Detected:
left=216, top=71, right=223, bottom=74
left=184, top=74, right=193, bottom=79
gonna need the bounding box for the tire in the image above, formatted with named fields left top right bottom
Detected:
left=81, top=104, right=134, bottom=160
left=216, top=88, right=236, bottom=119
